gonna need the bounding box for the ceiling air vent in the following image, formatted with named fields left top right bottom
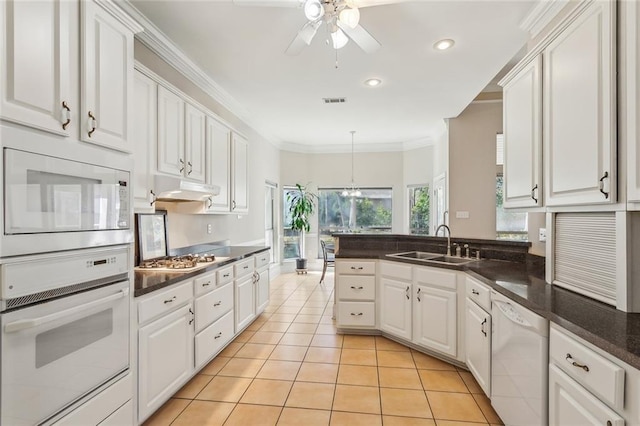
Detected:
left=323, top=97, right=346, bottom=104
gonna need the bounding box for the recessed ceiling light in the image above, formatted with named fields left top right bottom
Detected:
left=364, top=78, right=382, bottom=87
left=434, top=39, right=455, bottom=50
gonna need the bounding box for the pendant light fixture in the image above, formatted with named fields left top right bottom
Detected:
left=342, top=131, right=362, bottom=197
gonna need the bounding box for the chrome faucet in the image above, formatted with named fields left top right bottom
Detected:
left=435, top=224, right=451, bottom=256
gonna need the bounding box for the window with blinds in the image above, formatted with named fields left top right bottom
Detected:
left=554, top=213, right=617, bottom=306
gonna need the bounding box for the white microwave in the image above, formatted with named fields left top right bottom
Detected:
left=0, top=127, right=133, bottom=257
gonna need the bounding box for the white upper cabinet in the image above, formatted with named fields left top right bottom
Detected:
left=157, top=87, right=185, bottom=177
left=543, top=0, right=616, bottom=206
left=81, top=0, right=135, bottom=152
left=501, top=55, right=543, bottom=209
left=184, top=103, right=206, bottom=182
left=231, top=133, right=249, bottom=213
left=625, top=0, right=640, bottom=205
left=0, top=0, right=75, bottom=136
left=206, top=117, right=231, bottom=212
left=133, top=70, right=157, bottom=213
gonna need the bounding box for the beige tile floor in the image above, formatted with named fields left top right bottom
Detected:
left=144, top=271, right=503, bottom=426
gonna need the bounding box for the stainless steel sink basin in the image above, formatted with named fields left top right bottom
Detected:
left=386, top=251, right=477, bottom=266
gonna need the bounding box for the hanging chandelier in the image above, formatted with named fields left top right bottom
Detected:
left=342, top=130, right=362, bottom=197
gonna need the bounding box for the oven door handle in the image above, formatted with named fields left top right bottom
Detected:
left=4, top=288, right=129, bottom=333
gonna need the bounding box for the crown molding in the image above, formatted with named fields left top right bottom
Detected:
left=279, top=136, right=434, bottom=154
left=95, top=0, right=143, bottom=33
left=115, top=0, right=282, bottom=149
left=519, top=0, right=571, bottom=39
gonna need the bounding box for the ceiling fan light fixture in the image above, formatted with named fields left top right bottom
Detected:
left=331, top=28, right=349, bottom=49
left=339, top=7, right=360, bottom=29
left=364, top=78, right=381, bottom=87
left=434, top=38, right=455, bottom=50
left=304, top=0, right=324, bottom=21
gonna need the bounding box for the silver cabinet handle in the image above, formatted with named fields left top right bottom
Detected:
left=61, top=101, right=71, bottom=130
left=417, top=288, right=421, bottom=302
left=164, top=296, right=177, bottom=304
left=472, top=289, right=480, bottom=296
left=406, top=286, right=410, bottom=300
left=350, top=312, right=363, bottom=316
left=214, top=332, right=223, bottom=339
left=187, top=161, right=193, bottom=175
left=599, top=172, right=609, bottom=199
left=481, top=318, right=487, bottom=337
left=565, top=353, right=590, bottom=372
left=214, top=301, right=222, bottom=307
left=179, top=158, right=185, bottom=173
left=350, top=286, right=363, bottom=290
left=531, top=184, right=538, bottom=203
left=87, top=111, right=97, bottom=137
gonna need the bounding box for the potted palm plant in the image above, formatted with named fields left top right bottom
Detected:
left=287, top=183, right=317, bottom=271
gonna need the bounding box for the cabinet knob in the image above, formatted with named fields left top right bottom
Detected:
left=87, top=111, right=97, bottom=137
left=61, top=101, right=71, bottom=130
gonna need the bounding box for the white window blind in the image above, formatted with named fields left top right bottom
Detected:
left=496, top=133, right=504, bottom=165
left=554, top=213, right=617, bottom=306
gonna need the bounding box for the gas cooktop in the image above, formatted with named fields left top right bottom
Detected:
left=135, top=254, right=227, bottom=272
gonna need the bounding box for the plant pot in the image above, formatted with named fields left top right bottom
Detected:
left=296, top=258, right=307, bottom=270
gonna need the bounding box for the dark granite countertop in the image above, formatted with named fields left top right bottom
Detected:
left=134, top=246, right=269, bottom=297
left=337, top=247, right=640, bottom=371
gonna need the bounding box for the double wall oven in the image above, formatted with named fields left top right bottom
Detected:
left=0, top=124, right=134, bottom=425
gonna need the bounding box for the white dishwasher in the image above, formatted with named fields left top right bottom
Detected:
left=491, top=291, right=549, bottom=426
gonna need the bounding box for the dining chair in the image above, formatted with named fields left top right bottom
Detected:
left=320, top=239, right=335, bottom=284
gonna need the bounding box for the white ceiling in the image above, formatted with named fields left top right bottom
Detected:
left=128, top=0, right=536, bottom=151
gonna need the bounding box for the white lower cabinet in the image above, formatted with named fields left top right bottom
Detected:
left=138, top=302, right=194, bottom=422
left=465, top=297, right=491, bottom=396
left=255, top=252, right=270, bottom=315
left=379, top=262, right=412, bottom=341
left=549, top=364, right=624, bottom=426
left=235, top=257, right=256, bottom=331
left=195, top=310, right=234, bottom=368
left=336, top=259, right=376, bottom=329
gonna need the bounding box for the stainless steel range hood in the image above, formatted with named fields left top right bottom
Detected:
left=154, top=175, right=220, bottom=202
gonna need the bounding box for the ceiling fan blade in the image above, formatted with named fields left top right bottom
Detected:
left=337, top=21, right=381, bottom=53
left=233, top=0, right=302, bottom=7
left=285, top=20, right=321, bottom=55
left=349, top=0, right=406, bottom=8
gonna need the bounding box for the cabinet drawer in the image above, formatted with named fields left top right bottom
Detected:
left=550, top=326, right=625, bottom=410
left=217, top=265, right=234, bottom=285
left=415, top=266, right=457, bottom=290
left=195, top=282, right=234, bottom=332
left=337, top=276, right=375, bottom=300
left=195, top=310, right=234, bottom=368
left=138, top=281, right=193, bottom=325
left=465, top=276, right=491, bottom=311
left=194, top=271, right=217, bottom=296
left=338, top=302, right=375, bottom=327
left=254, top=252, right=270, bottom=269
left=380, top=261, right=412, bottom=281
left=336, top=260, right=376, bottom=275
left=234, top=258, right=254, bottom=278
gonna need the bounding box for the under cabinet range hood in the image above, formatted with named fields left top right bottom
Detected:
left=153, top=175, right=220, bottom=202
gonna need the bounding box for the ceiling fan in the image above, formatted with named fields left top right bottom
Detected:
left=234, top=0, right=405, bottom=55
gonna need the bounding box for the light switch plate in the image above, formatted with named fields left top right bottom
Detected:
left=207, top=224, right=212, bottom=234
left=456, top=211, right=470, bottom=219
left=539, top=228, right=546, bottom=242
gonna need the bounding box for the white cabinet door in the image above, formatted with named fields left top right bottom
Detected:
left=256, top=268, right=270, bottom=315
left=413, top=284, right=457, bottom=357
left=184, top=102, right=206, bottom=183
left=0, top=0, right=74, bottom=136
left=502, top=55, right=543, bottom=208
left=206, top=117, right=231, bottom=212
left=81, top=0, right=133, bottom=152
left=543, top=0, right=616, bottom=206
left=465, top=298, right=491, bottom=397
left=235, top=275, right=255, bottom=331
left=138, top=303, right=194, bottom=422
left=157, top=86, right=185, bottom=177
left=132, top=71, right=156, bottom=213
left=549, top=364, right=624, bottom=426
left=626, top=0, right=640, bottom=203
left=231, top=133, right=249, bottom=213
left=379, top=277, right=412, bottom=341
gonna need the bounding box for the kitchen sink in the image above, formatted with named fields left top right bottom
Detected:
left=386, top=251, right=478, bottom=266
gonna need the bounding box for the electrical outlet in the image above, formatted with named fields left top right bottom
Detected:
left=207, top=224, right=212, bottom=234
left=539, top=228, right=546, bottom=242
left=455, top=211, right=470, bottom=219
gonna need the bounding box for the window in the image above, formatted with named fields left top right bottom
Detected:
left=496, top=175, right=528, bottom=240
left=282, top=186, right=300, bottom=260
left=408, top=185, right=430, bottom=235
left=318, top=188, right=392, bottom=250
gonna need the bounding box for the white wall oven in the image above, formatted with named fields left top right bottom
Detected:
left=0, top=245, right=131, bottom=425
left=0, top=124, right=132, bottom=257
